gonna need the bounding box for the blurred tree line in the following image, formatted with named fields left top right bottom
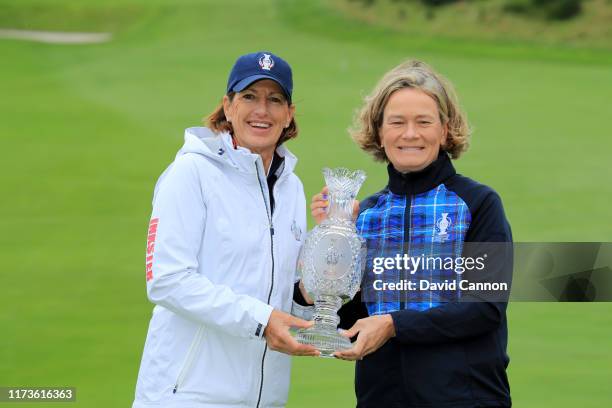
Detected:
left=350, top=0, right=583, bottom=20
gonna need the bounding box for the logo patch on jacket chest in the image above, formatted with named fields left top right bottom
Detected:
left=291, top=220, right=302, bottom=241
left=434, top=213, right=452, bottom=243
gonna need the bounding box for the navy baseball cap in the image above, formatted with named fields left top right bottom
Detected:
left=226, top=51, right=293, bottom=102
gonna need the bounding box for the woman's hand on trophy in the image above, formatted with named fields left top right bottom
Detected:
left=332, top=315, right=396, bottom=361
left=264, top=310, right=320, bottom=357
left=310, top=186, right=359, bottom=225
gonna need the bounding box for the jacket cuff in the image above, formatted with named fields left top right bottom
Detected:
left=250, top=302, right=274, bottom=340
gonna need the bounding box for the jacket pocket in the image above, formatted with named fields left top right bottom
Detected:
left=172, top=325, right=204, bottom=394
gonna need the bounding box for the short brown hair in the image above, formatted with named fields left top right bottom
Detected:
left=206, top=92, right=298, bottom=145
left=351, top=60, right=470, bottom=162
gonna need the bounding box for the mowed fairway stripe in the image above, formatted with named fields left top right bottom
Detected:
left=0, top=29, right=111, bottom=44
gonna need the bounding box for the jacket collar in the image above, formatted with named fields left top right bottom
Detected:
left=220, top=132, right=297, bottom=178
left=180, top=127, right=297, bottom=179
left=387, top=150, right=456, bottom=196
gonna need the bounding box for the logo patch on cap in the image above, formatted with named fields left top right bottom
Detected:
left=259, top=53, right=274, bottom=71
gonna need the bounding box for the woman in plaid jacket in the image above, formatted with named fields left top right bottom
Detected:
left=308, top=60, right=513, bottom=408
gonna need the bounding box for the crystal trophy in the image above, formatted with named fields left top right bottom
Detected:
left=295, top=168, right=367, bottom=357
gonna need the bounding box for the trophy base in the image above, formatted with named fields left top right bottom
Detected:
left=295, top=326, right=352, bottom=358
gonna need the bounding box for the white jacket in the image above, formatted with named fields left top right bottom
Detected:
left=133, top=127, right=310, bottom=408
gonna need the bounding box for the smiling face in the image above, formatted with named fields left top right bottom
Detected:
left=223, top=79, right=294, bottom=156
left=379, top=87, right=448, bottom=173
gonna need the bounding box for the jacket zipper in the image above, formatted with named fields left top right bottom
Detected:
left=402, top=195, right=412, bottom=310
left=255, top=162, right=275, bottom=408
left=172, top=326, right=204, bottom=394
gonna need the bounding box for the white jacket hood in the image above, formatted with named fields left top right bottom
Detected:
left=154, top=127, right=298, bottom=203
left=153, top=126, right=297, bottom=201
left=181, top=127, right=297, bottom=172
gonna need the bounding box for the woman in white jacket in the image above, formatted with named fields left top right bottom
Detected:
left=133, top=51, right=318, bottom=408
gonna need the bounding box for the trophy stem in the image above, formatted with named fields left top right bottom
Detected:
left=313, top=295, right=342, bottom=327
left=295, top=295, right=351, bottom=357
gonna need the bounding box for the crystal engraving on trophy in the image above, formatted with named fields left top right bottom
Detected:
left=295, top=168, right=367, bottom=357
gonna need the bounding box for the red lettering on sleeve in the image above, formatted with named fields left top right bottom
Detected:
left=148, top=219, right=159, bottom=235
left=145, top=218, right=160, bottom=281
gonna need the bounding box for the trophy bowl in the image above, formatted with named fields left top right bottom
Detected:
left=295, top=167, right=367, bottom=357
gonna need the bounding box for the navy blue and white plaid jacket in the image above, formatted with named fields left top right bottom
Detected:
left=338, top=151, right=513, bottom=408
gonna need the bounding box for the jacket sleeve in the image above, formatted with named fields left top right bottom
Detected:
left=391, top=191, right=513, bottom=344
left=145, top=155, right=273, bottom=340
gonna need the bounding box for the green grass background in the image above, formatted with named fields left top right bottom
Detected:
left=0, top=0, right=610, bottom=406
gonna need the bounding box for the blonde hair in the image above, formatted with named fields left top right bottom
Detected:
left=206, top=92, right=298, bottom=145
left=351, top=60, right=470, bottom=161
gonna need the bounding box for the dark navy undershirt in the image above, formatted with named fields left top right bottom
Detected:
left=267, top=152, right=283, bottom=215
